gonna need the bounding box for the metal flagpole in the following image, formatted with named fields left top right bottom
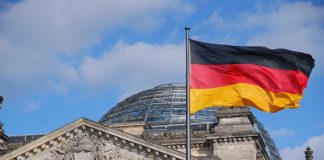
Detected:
left=185, top=27, right=191, bottom=160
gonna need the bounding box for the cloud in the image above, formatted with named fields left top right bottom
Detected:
left=203, top=2, right=324, bottom=74
left=270, top=128, right=296, bottom=138
left=79, top=41, right=185, bottom=99
left=280, top=134, right=324, bottom=160
left=0, top=0, right=193, bottom=53
left=0, top=0, right=193, bottom=98
left=245, top=2, right=324, bottom=74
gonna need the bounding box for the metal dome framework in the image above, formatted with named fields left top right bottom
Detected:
left=99, top=83, right=281, bottom=160
left=99, top=83, right=217, bottom=126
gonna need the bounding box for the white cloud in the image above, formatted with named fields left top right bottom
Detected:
left=245, top=2, right=324, bottom=74
left=281, top=134, right=324, bottom=160
left=79, top=41, right=185, bottom=99
left=0, top=0, right=193, bottom=98
left=270, top=128, right=296, bottom=138
left=204, top=2, right=324, bottom=74
left=0, top=0, right=193, bottom=53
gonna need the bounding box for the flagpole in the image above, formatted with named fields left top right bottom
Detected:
left=185, top=27, right=191, bottom=160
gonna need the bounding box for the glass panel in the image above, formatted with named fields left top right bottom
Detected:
left=170, top=115, right=186, bottom=124
left=128, top=109, right=146, bottom=117
left=171, top=108, right=186, bottom=115
left=147, top=116, right=169, bottom=123
left=125, top=116, right=145, bottom=122
left=148, top=109, right=170, bottom=115
left=196, top=110, right=210, bottom=116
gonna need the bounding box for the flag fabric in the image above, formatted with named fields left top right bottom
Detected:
left=189, top=39, right=314, bottom=113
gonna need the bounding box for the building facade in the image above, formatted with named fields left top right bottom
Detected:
left=0, top=84, right=281, bottom=160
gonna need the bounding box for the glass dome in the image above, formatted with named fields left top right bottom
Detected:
left=99, top=84, right=281, bottom=160
left=99, top=83, right=218, bottom=126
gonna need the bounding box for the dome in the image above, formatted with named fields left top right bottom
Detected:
left=98, top=83, right=281, bottom=159
left=99, top=83, right=218, bottom=126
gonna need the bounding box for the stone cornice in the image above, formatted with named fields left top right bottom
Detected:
left=208, top=132, right=259, bottom=144
left=216, top=107, right=251, bottom=118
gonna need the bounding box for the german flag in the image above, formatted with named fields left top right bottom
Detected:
left=190, top=39, right=314, bottom=113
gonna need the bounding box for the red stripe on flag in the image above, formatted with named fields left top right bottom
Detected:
left=190, top=64, right=308, bottom=94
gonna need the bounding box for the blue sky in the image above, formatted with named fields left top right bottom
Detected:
left=0, top=0, right=323, bottom=159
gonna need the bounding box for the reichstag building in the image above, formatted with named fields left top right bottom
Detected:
left=0, top=84, right=281, bottom=160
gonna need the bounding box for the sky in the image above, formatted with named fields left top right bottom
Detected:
left=0, top=0, right=323, bottom=159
